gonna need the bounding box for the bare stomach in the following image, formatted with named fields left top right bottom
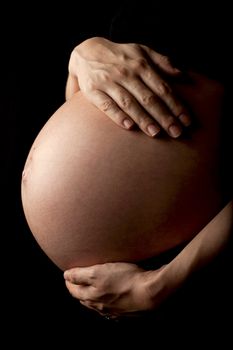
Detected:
left=21, top=73, right=225, bottom=270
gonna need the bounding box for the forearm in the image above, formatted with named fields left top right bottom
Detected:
left=149, top=200, right=233, bottom=298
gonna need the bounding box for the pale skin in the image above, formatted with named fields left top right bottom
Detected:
left=22, top=71, right=224, bottom=270
left=66, top=37, right=191, bottom=138
left=20, top=36, right=231, bottom=319
left=65, top=200, right=232, bottom=318
left=63, top=37, right=232, bottom=318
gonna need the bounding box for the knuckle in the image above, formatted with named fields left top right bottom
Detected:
left=141, top=93, right=155, bottom=107
left=119, top=95, right=133, bottom=110
left=129, top=43, right=141, bottom=51
left=88, top=269, right=97, bottom=281
left=99, top=99, right=116, bottom=113
left=156, top=82, right=171, bottom=98
left=133, top=57, right=148, bottom=71
left=115, top=65, right=129, bottom=79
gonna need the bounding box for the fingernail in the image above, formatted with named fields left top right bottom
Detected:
left=123, top=118, right=134, bottom=129
left=179, top=113, right=191, bottom=127
left=147, top=124, right=160, bottom=137
left=168, top=124, right=182, bottom=138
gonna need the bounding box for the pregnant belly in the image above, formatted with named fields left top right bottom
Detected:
left=21, top=79, right=224, bottom=270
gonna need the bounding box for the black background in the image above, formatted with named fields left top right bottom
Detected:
left=3, top=1, right=232, bottom=346
left=3, top=2, right=123, bottom=343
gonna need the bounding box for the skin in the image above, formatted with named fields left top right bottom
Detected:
left=22, top=71, right=225, bottom=274
left=63, top=40, right=232, bottom=318
left=64, top=200, right=232, bottom=318
left=21, top=36, right=231, bottom=319
left=66, top=37, right=192, bottom=138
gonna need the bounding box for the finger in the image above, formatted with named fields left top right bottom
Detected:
left=104, top=83, right=161, bottom=137
left=139, top=68, right=192, bottom=129
left=80, top=301, right=119, bottom=319
left=87, top=89, right=135, bottom=131
left=65, top=280, right=94, bottom=300
left=64, top=267, right=94, bottom=285
left=122, top=78, right=183, bottom=138
left=80, top=300, right=97, bottom=312
left=80, top=300, right=107, bottom=314
left=141, top=45, right=181, bottom=75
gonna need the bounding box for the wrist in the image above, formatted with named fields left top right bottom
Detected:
left=143, top=266, right=176, bottom=308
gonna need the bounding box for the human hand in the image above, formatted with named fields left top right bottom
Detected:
left=67, top=37, right=191, bottom=138
left=64, top=262, right=167, bottom=319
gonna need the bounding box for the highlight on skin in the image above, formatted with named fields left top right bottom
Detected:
left=21, top=72, right=225, bottom=271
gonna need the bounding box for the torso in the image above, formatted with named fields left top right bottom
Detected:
left=21, top=72, right=226, bottom=270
